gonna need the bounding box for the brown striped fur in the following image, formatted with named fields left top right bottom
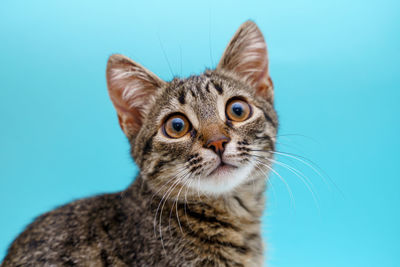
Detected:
left=2, top=21, right=278, bottom=266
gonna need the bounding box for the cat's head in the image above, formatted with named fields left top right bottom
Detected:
left=106, top=21, right=277, bottom=197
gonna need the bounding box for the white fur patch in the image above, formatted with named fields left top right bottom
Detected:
left=186, top=160, right=254, bottom=196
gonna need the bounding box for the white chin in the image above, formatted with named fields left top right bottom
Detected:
left=189, top=163, right=254, bottom=195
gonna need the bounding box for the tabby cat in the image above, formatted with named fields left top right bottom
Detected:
left=2, top=20, right=278, bottom=266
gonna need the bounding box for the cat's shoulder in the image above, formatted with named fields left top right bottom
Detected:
left=32, top=191, right=126, bottom=227
left=2, top=192, right=129, bottom=266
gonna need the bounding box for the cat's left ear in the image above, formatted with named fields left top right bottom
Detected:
left=106, top=54, right=166, bottom=139
left=217, top=21, right=273, bottom=102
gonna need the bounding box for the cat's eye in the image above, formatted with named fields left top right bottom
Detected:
left=163, top=114, right=191, bottom=138
left=226, top=98, right=252, bottom=122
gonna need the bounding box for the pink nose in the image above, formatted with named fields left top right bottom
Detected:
left=206, top=136, right=230, bottom=156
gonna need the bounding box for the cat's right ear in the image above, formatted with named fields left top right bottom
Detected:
left=106, top=54, right=165, bottom=139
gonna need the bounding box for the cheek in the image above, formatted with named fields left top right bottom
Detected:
left=223, top=136, right=250, bottom=165
left=238, top=116, right=268, bottom=138
left=185, top=143, right=220, bottom=176
left=192, top=143, right=217, bottom=163
left=153, top=135, right=193, bottom=157
left=223, top=136, right=240, bottom=155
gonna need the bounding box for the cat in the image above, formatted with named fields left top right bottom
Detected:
left=2, top=20, right=278, bottom=267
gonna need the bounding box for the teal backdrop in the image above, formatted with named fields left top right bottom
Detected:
left=1, top=0, right=399, bottom=266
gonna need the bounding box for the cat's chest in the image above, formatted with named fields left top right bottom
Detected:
left=121, top=200, right=264, bottom=266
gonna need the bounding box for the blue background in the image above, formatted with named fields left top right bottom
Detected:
left=1, top=0, right=399, bottom=266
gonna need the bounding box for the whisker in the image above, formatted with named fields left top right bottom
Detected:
left=163, top=176, right=185, bottom=239
left=183, top=179, right=195, bottom=232
left=263, top=156, right=320, bottom=211
left=196, top=175, right=201, bottom=200
left=208, top=8, right=215, bottom=67
left=272, top=133, right=318, bottom=143
left=157, top=32, right=175, bottom=77
left=174, top=182, right=186, bottom=235
left=266, top=175, right=278, bottom=207
left=251, top=158, right=296, bottom=209
left=254, top=164, right=277, bottom=206
left=153, top=168, right=190, bottom=253
left=150, top=166, right=188, bottom=201
left=157, top=175, right=185, bottom=254
left=253, top=154, right=317, bottom=196
left=249, top=149, right=342, bottom=195
left=179, top=45, right=183, bottom=76
left=169, top=172, right=191, bottom=235
left=252, top=163, right=278, bottom=206
left=273, top=151, right=342, bottom=195
left=274, top=141, right=306, bottom=155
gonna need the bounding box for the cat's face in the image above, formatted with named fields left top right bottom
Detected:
left=135, top=72, right=277, bottom=195
left=106, top=21, right=277, bottom=197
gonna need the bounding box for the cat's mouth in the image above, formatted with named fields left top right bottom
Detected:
left=208, top=162, right=238, bottom=177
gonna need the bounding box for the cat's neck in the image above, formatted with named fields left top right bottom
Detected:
left=126, top=170, right=267, bottom=221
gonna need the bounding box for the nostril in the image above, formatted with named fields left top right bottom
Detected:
left=221, top=139, right=228, bottom=148
left=206, top=136, right=231, bottom=155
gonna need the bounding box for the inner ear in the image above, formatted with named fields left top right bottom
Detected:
left=106, top=54, right=166, bottom=139
left=217, top=20, right=273, bottom=102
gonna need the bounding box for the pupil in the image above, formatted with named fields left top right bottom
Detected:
left=232, top=103, right=243, bottom=116
left=172, top=118, right=184, bottom=132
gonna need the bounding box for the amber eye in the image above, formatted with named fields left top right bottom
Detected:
left=163, top=114, right=190, bottom=138
left=226, top=98, right=252, bottom=122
